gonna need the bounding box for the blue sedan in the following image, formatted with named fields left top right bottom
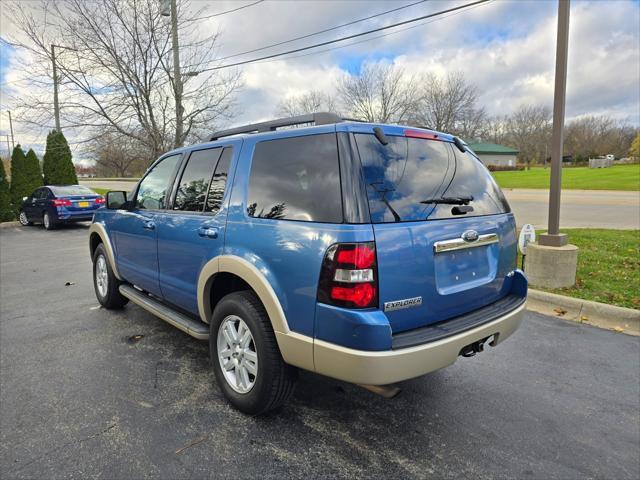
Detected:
left=19, top=185, right=104, bottom=230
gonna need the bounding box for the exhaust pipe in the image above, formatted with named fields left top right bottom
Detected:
left=358, top=384, right=402, bottom=399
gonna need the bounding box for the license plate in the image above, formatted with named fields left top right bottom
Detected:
left=78, top=201, right=90, bottom=208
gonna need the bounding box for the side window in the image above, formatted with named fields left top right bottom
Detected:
left=206, top=147, right=232, bottom=214
left=135, top=154, right=181, bottom=210
left=174, top=148, right=222, bottom=212
left=247, top=134, right=343, bottom=223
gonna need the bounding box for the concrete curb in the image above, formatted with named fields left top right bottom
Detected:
left=0, top=221, right=21, bottom=229
left=527, top=289, right=640, bottom=336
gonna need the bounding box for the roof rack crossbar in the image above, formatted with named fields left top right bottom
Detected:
left=210, top=112, right=344, bottom=141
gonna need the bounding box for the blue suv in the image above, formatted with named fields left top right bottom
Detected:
left=89, top=113, right=527, bottom=414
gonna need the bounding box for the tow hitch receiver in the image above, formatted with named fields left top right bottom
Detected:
left=459, top=334, right=495, bottom=358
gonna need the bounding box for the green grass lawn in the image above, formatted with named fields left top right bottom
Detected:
left=492, top=164, right=640, bottom=190
left=521, top=229, right=639, bottom=309
left=89, top=187, right=109, bottom=195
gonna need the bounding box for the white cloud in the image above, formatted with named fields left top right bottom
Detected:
left=1, top=0, right=638, bottom=160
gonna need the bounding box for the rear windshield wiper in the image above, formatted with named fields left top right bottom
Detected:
left=420, top=195, right=473, bottom=205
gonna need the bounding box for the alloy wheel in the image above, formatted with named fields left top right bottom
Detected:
left=217, top=315, right=258, bottom=394
left=95, top=255, right=109, bottom=298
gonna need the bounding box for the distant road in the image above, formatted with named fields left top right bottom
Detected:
left=81, top=179, right=639, bottom=230
left=80, top=179, right=137, bottom=192
left=504, top=189, right=639, bottom=230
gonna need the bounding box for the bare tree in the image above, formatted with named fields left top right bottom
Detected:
left=412, top=71, right=485, bottom=137
left=7, top=0, right=241, bottom=161
left=89, top=132, right=152, bottom=177
left=276, top=90, right=338, bottom=117
left=504, top=104, right=552, bottom=168
left=338, top=64, right=418, bottom=123
left=481, top=115, right=509, bottom=145
left=564, top=115, right=637, bottom=161
left=455, top=106, right=488, bottom=141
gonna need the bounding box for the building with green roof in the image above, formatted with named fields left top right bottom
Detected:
left=467, top=142, right=519, bottom=167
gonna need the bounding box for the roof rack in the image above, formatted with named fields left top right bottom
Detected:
left=210, top=112, right=345, bottom=141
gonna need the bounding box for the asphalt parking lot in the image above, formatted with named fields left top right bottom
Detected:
left=1, top=224, right=639, bottom=479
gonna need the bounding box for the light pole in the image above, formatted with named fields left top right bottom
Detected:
left=539, top=0, right=570, bottom=247
left=50, top=44, right=77, bottom=132
left=7, top=110, right=15, bottom=149
left=525, top=0, right=578, bottom=290
left=51, top=44, right=60, bottom=132
left=161, top=0, right=185, bottom=148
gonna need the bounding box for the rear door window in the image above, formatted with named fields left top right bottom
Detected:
left=355, top=134, right=509, bottom=222
left=174, top=148, right=222, bottom=212
left=206, top=147, right=232, bottom=214
left=247, top=133, right=343, bottom=223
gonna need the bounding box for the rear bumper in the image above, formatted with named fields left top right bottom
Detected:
left=61, top=216, right=94, bottom=222
left=57, top=209, right=96, bottom=222
left=312, top=301, right=525, bottom=385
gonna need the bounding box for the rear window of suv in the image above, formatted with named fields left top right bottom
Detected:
left=354, top=134, right=509, bottom=223
left=247, top=133, right=343, bottom=223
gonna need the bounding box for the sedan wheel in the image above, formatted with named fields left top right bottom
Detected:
left=43, top=212, right=55, bottom=230
left=18, top=211, right=31, bottom=226
left=217, top=315, right=258, bottom=394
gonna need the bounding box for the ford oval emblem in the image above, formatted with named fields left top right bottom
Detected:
left=462, top=230, right=479, bottom=242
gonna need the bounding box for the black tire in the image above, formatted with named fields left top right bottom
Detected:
left=43, top=211, right=57, bottom=230
left=210, top=291, right=297, bottom=414
left=92, top=243, right=129, bottom=309
left=18, top=211, right=33, bottom=226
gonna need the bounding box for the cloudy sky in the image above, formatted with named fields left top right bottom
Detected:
left=0, top=0, right=639, bottom=162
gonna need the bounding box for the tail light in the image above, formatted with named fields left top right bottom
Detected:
left=53, top=198, right=72, bottom=207
left=95, top=196, right=105, bottom=205
left=317, top=242, right=378, bottom=309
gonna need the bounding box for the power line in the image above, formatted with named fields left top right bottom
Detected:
left=212, top=0, right=429, bottom=63
left=195, top=0, right=264, bottom=21
left=196, top=0, right=490, bottom=73
left=252, top=1, right=492, bottom=67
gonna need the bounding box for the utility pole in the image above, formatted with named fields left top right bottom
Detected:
left=162, top=0, right=184, bottom=148
left=525, top=0, right=578, bottom=290
left=51, top=44, right=61, bottom=132
left=539, top=0, right=570, bottom=247
left=5, top=135, right=10, bottom=156
left=7, top=111, right=15, bottom=149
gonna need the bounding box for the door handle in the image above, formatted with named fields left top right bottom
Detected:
left=143, top=220, right=156, bottom=230
left=198, top=226, right=218, bottom=239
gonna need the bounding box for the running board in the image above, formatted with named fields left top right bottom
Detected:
left=119, top=285, right=209, bottom=340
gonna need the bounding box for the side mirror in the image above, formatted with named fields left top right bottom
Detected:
left=106, top=191, right=128, bottom=210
